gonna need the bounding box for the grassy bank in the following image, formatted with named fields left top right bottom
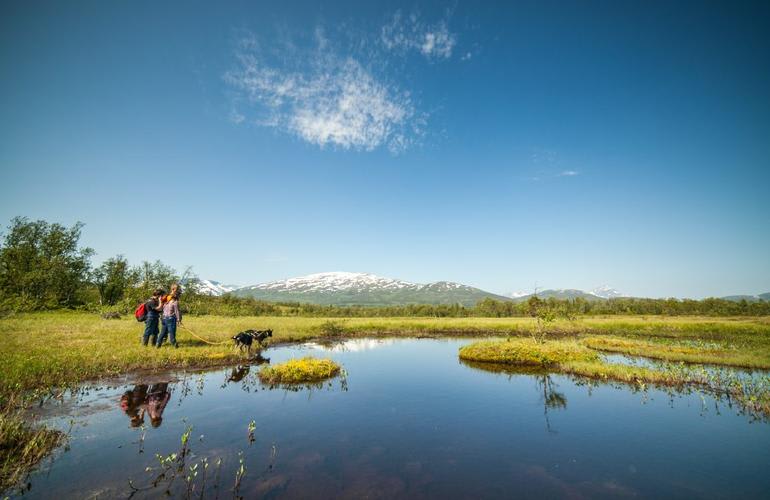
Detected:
left=1, top=312, right=769, bottom=397
left=581, top=336, right=770, bottom=369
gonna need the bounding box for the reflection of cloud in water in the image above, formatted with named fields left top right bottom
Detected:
left=302, top=339, right=397, bottom=352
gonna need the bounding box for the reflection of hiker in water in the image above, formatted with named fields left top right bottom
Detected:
left=120, top=384, right=149, bottom=428
left=146, top=383, right=171, bottom=428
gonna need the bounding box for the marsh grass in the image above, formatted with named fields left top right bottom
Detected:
left=459, top=338, right=770, bottom=419
left=0, top=402, right=63, bottom=493
left=258, top=358, right=341, bottom=385
left=581, top=336, right=770, bottom=369
left=1, top=312, right=768, bottom=399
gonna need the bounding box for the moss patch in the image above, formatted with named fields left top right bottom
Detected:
left=258, top=358, right=341, bottom=385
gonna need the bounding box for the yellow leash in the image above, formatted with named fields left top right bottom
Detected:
left=179, top=323, right=231, bottom=345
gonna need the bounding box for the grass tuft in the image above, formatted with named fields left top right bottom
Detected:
left=258, top=358, right=341, bottom=385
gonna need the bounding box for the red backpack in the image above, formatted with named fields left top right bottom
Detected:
left=135, top=302, right=147, bottom=322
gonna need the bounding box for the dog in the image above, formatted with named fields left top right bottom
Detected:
left=232, top=329, right=273, bottom=353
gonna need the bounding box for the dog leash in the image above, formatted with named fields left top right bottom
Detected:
left=179, top=323, right=231, bottom=345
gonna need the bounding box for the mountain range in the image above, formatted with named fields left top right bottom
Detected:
left=195, top=273, right=768, bottom=306
left=228, top=272, right=511, bottom=307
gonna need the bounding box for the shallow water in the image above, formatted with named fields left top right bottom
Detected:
left=15, top=339, right=770, bottom=499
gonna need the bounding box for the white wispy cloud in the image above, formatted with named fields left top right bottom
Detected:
left=557, top=170, right=579, bottom=177
left=381, top=11, right=457, bottom=59
left=225, top=34, right=421, bottom=152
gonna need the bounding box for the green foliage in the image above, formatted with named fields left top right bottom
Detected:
left=92, top=255, right=137, bottom=305
left=0, top=217, right=94, bottom=309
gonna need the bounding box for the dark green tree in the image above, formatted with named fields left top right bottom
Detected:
left=0, top=217, right=94, bottom=308
left=92, top=255, right=137, bottom=305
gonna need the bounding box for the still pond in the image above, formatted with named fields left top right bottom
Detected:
left=19, top=338, right=770, bottom=499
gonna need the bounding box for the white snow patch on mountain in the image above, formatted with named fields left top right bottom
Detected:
left=196, top=280, right=240, bottom=296
left=242, top=272, right=480, bottom=294
left=590, top=285, right=625, bottom=299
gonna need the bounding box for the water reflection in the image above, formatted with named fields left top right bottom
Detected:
left=537, top=375, right=567, bottom=433
left=119, top=383, right=171, bottom=428
left=304, top=338, right=396, bottom=352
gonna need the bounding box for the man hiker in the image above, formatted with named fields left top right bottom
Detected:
left=142, top=288, right=165, bottom=346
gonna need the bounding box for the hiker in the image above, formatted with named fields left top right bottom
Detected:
left=157, top=291, right=182, bottom=348
left=142, top=288, right=165, bottom=346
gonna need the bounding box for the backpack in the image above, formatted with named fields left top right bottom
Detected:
left=135, top=302, right=147, bottom=322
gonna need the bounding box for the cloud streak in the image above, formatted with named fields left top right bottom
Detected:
left=225, top=31, right=432, bottom=152
left=225, top=12, right=458, bottom=153
left=381, top=11, right=456, bottom=59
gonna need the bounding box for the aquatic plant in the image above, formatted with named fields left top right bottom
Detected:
left=258, top=358, right=341, bottom=385
left=0, top=399, right=63, bottom=494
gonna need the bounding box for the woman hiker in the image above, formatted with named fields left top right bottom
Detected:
left=157, top=291, right=182, bottom=348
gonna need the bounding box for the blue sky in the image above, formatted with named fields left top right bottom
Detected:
left=1, top=1, right=768, bottom=298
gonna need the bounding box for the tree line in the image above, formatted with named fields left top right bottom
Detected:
left=1, top=217, right=768, bottom=317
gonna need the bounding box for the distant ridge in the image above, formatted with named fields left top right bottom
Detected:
left=196, top=273, right=769, bottom=305
left=720, top=293, right=770, bottom=303
left=230, top=272, right=512, bottom=307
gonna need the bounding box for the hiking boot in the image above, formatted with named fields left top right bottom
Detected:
left=173, top=343, right=179, bottom=348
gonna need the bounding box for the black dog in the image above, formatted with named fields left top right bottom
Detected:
left=232, top=329, right=273, bottom=353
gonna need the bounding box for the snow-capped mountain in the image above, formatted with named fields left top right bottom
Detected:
left=234, top=272, right=512, bottom=306
left=245, top=272, right=416, bottom=293
left=590, top=285, right=626, bottom=299
left=507, top=286, right=626, bottom=301
left=195, top=280, right=240, bottom=296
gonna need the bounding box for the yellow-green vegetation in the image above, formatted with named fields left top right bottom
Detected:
left=459, top=338, right=770, bottom=418
left=582, top=336, right=770, bottom=369
left=459, top=339, right=599, bottom=367
left=258, top=358, right=341, bottom=385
